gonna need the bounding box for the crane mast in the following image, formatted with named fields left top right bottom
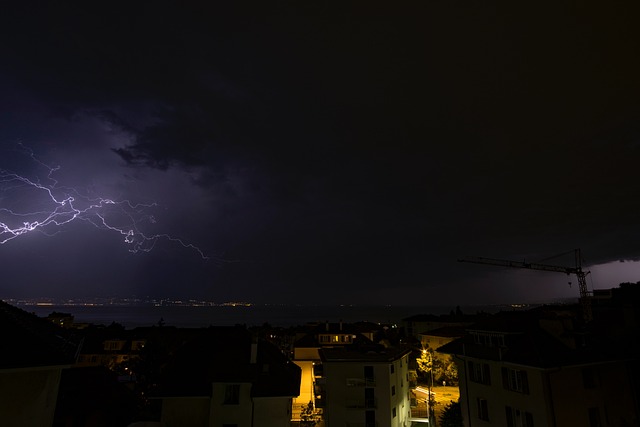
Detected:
left=458, top=249, right=592, bottom=322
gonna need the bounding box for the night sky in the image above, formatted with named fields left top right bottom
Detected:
left=2, top=1, right=640, bottom=305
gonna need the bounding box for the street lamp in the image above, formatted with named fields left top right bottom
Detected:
left=422, top=349, right=436, bottom=426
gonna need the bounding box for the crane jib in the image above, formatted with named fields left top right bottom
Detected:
left=457, top=251, right=593, bottom=322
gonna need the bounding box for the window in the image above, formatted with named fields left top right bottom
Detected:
left=506, top=407, right=514, bottom=427
left=477, top=398, right=489, bottom=421
left=224, top=384, right=240, bottom=404
left=365, top=410, right=376, bottom=427
left=501, top=367, right=529, bottom=394
left=588, top=407, right=602, bottom=427
left=104, top=340, right=123, bottom=351
left=582, top=367, right=598, bottom=389
left=468, top=361, right=491, bottom=385
left=393, top=407, right=397, bottom=418
left=392, top=385, right=396, bottom=396
left=390, top=364, right=395, bottom=374
left=365, top=388, right=375, bottom=408
left=472, top=332, right=505, bottom=347
left=506, top=406, right=534, bottom=427
left=524, top=412, right=534, bottom=427
left=364, top=366, right=374, bottom=382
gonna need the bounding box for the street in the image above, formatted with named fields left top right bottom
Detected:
left=412, top=385, right=460, bottom=424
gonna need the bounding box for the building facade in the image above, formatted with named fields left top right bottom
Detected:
left=152, top=326, right=301, bottom=427
left=0, top=300, right=79, bottom=427
left=440, top=293, right=640, bottom=427
left=291, top=322, right=381, bottom=421
left=320, top=346, right=412, bottom=427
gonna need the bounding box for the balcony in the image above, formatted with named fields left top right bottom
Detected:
left=347, top=423, right=378, bottom=427
left=346, top=378, right=376, bottom=387
left=345, top=398, right=377, bottom=409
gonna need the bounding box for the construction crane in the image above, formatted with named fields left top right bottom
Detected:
left=458, top=249, right=592, bottom=322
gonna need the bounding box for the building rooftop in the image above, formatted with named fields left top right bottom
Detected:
left=294, top=332, right=374, bottom=348
left=293, top=321, right=380, bottom=348
left=0, top=300, right=79, bottom=369
left=151, top=326, right=301, bottom=398
left=320, top=344, right=411, bottom=363
left=420, top=325, right=466, bottom=338
left=438, top=305, right=639, bottom=368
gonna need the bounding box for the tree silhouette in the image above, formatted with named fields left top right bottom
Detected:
left=439, top=401, right=463, bottom=427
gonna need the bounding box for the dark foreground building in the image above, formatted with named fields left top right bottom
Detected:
left=0, top=300, right=78, bottom=426
left=439, top=283, right=640, bottom=427
left=150, top=325, right=301, bottom=427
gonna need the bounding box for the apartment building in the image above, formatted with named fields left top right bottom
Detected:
left=319, top=345, right=412, bottom=427
left=0, top=300, right=79, bottom=426
left=291, top=321, right=381, bottom=420
left=151, top=326, right=301, bottom=427
left=439, top=294, right=640, bottom=427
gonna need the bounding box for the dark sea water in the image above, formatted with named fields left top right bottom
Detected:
left=21, top=304, right=511, bottom=328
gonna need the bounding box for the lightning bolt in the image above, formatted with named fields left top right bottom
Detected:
left=1, top=145, right=209, bottom=259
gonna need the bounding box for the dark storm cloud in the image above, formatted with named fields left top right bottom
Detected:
left=2, top=1, right=640, bottom=304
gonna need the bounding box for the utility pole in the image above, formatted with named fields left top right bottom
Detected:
left=424, top=349, right=436, bottom=426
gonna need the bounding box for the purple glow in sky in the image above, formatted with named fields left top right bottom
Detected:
left=1, top=145, right=208, bottom=259
left=1, top=1, right=639, bottom=305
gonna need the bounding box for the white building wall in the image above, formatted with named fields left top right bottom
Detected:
left=292, top=360, right=316, bottom=419
left=456, top=356, right=550, bottom=427
left=0, top=367, right=63, bottom=427
left=161, top=397, right=210, bottom=427
left=324, top=354, right=410, bottom=427
left=253, top=396, right=293, bottom=427
left=210, top=382, right=253, bottom=427
left=549, top=362, right=638, bottom=427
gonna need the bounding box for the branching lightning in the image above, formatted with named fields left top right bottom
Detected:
left=1, top=145, right=209, bottom=259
